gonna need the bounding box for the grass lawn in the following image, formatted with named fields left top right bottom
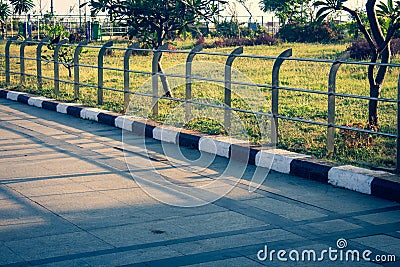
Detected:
left=1, top=40, right=399, bottom=170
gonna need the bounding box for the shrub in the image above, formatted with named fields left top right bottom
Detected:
left=200, top=33, right=279, bottom=49
left=339, top=122, right=377, bottom=149
left=391, top=38, right=400, bottom=56
left=347, top=39, right=373, bottom=60
left=277, top=22, right=343, bottom=43
left=277, top=23, right=302, bottom=42
left=215, top=20, right=242, bottom=38
left=347, top=38, right=400, bottom=60
left=195, top=35, right=205, bottom=46
left=254, top=33, right=280, bottom=46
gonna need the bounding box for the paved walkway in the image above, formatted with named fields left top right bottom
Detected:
left=0, top=98, right=399, bottom=267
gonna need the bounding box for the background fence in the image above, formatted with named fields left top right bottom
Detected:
left=1, top=14, right=281, bottom=41
left=1, top=38, right=399, bottom=173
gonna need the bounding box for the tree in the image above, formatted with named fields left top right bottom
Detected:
left=89, top=0, right=226, bottom=49
left=0, top=1, right=10, bottom=37
left=9, top=0, right=34, bottom=15
left=42, top=20, right=87, bottom=78
left=315, top=0, right=400, bottom=126
left=237, top=0, right=253, bottom=23
left=89, top=0, right=226, bottom=96
left=259, top=0, right=316, bottom=24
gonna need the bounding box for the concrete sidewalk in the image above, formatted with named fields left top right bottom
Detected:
left=0, top=98, right=399, bottom=267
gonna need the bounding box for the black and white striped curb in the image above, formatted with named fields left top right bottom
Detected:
left=1, top=89, right=399, bottom=202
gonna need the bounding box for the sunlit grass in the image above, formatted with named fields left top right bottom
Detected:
left=1, top=40, right=399, bottom=169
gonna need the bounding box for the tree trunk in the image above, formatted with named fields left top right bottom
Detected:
left=368, top=83, right=380, bottom=126
left=156, top=32, right=172, bottom=97
left=68, top=67, right=72, bottom=78
left=367, top=43, right=391, bottom=126
left=158, top=61, right=172, bottom=97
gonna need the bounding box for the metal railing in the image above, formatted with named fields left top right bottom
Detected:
left=2, top=38, right=400, bottom=172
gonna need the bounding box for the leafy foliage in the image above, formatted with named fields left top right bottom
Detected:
left=277, top=22, right=343, bottom=43
left=0, top=1, right=10, bottom=23
left=89, top=0, right=226, bottom=48
left=9, top=0, right=34, bottom=15
left=338, top=122, right=377, bottom=149
left=347, top=39, right=375, bottom=60
left=260, top=0, right=316, bottom=24
left=314, top=0, right=400, bottom=126
left=41, top=22, right=86, bottom=78
left=215, top=19, right=242, bottom=38
left=347, top=38, right=400, bottom=60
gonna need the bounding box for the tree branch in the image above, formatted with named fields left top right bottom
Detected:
left=366, top=0, right=385, bottom=45
left=376, top=45, right=391, bottom=86
left=342, top=6, right=376, bottom=51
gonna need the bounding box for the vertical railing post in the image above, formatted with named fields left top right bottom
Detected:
left=327, top=51, right=350, bottom=154
left=397, top=74, right=400, bottom=174
left=19, top=38, right=31, bottom=86
left=54, top=39, right=68, bottom=95
left=123, top=43, right=140, bottom=113
left=185, top=44, right=203, bottom=121
left=5, top=36, right=18, bottom=86
left=73, top=40, right=88, bottom=100
left=271, top=49, right=292, bottom=146
left=224, top=47, right=243, bottom=131
left=97, top=41, right=113, bottom=105
left=36, top=37, right=50, bottom=90
left=152, top=43, right=169, bottom=117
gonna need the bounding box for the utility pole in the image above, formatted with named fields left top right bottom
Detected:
left=79, top=0, right=82, bottom=28
left=50, top=0, right=54, bottom=14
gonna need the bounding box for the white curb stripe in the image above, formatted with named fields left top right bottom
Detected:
left=115, top=116, right=135, bottom=131
left=198, top=137, right=243, bottom=158
left=56, top=103, right=81, bottom=114
left=80, top=108, right=102, bottom=121
left=256, top=149, right=310, bottom=174
left=7, top=91, right=24, bottom=101
left=27, top=96, right=50, bottom=108
left=327, top=165, right=384, bottom=194
left=153, top=127, right=178, bottom=144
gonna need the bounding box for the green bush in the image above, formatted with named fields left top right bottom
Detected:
left=347, top=38, right=400, bottom=60
left=277, top=22, right=343, bottom=43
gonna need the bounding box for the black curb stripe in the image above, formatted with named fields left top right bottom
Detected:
left=371, top=177, right=400, bottom=202
left=98, top=113, right=118, bottom=126
left=17, top=94, right=30, bottom=104
left=66, top=106, right=83, bottom=118
left=229, top=144, right=258, bottom=165
left=178, top=132, right=200, bottom=149
left=0, top=90, right=8, bottom=98
left=290, top=158, right=337, bottom=183
left=132, top=121, right=156, bottom=138
left=145, top=124, right=156, bottom=138
left=132, top=120, right=146, bottom=136
left=42, top=101, right=58, bottom=111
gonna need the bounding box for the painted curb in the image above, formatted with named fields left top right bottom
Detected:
left=1, top=88, right=399, bottom=202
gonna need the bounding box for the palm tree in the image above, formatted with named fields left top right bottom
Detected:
left=9, top=0, right=34, bottom=15
left=0, top=1, right=10, bottom=37
left=9, top=0, right=34, bottom=38
left=315, top=0, right=400, bottom=126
